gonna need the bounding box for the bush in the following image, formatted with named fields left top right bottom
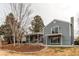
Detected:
left=4, top=35, right=13, bottom=44
left=74, top=40, right=79, bottom=45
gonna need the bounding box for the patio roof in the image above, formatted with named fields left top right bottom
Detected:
left=26, top=32, right=44, bottom=36
left=46, top=33, right=62, bottom=37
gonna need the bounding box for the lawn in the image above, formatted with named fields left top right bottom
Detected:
left=0, top=44, right=79, bottom=56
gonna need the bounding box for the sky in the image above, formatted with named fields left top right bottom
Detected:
left=0, top=2, right=79, bottom=36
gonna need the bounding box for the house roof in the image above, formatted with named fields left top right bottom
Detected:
left=45, top=19, right=71, bottom=28
left=26, top=32, right=43, bottom=36
left=53, top=19, right=70, bottom=24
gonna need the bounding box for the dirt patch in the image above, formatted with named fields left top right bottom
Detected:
left=0, top=45, right=79, bottom=56
left=0, top=44, right=45, bottom=52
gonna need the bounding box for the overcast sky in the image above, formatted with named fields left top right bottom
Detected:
left=0, top=2, right=79, bottom=35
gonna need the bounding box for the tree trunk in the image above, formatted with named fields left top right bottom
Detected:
left=0, top=40, right=2, bottom=48
left=9, top=37, right=12, bottom=44
left=13, top=33, right=16, bottom=46
left=19, top=39, right=21, bottom=46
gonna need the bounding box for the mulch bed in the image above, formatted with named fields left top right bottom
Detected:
left=0, top=44, right=45, bottom=52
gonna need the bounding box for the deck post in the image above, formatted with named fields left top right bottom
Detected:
left=61, top=36, right=62, bottom=45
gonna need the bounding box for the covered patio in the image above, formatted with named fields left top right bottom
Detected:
left=26, top=33, right=44, bottom=43
left=46, top=33, right=63, bottom=45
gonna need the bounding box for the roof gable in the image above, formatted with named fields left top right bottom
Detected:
left=45, top=19, right=70, bottom=28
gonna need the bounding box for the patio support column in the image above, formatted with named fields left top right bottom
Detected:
left=46, top=35, right=48, bottom=47
left=29, top=35, right=30, bottom=44
left=39, top=35, right=40, bottom=43
left=37, top=34, right=39, bottom=43
left=61, top=36, right=62, bottom=45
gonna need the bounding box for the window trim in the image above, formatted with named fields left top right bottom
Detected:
left=51, top=25, right=59, bottom=34
left=50, top=37, right=61, bottom=44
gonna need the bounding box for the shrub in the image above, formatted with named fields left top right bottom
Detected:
left=74, top=40, right=79, bottom=45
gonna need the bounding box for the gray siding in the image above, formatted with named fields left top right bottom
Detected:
left=44, top=20, right=72, bottom=45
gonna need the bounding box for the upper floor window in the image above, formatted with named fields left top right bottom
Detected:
left=51, top=26, right=59, bottom=34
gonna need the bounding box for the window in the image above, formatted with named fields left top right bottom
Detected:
left=53, top=21, right=56, bottom=24
left=55, top=27, right=58, bottom=33
left=51, top=26, right=59, bottom=34
left=50, top=37, right=60, bottom=44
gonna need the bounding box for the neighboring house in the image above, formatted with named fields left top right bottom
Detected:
left=25, top=17, right=74, bottom=45
left=43, top=17, right=74, bottom=45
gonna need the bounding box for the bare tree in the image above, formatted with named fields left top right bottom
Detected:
left=6, top=13, right=17, bottom=45
left=9, top=3, right=32, bottom=46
